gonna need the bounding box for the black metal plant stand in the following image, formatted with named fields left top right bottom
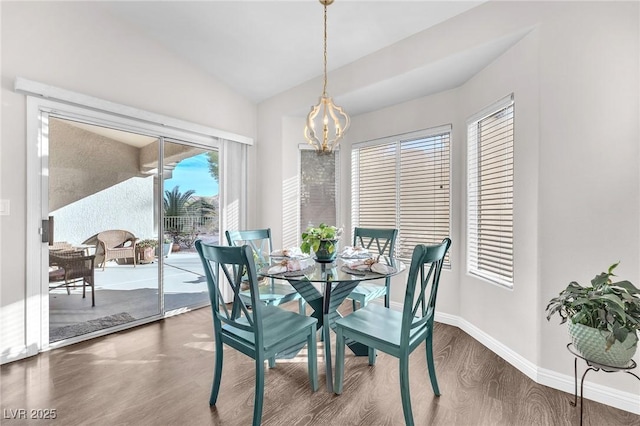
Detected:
left=566, top=343, right=639, bottom=426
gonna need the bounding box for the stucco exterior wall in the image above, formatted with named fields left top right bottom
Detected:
left=51, top=177, right=155, bottom=247
left=48, top=119, right=155, bottom=244
left=49, top=119, right=145, bottom=211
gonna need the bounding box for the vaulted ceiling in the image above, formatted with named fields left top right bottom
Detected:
left=100, top=1, right=490, bottom=108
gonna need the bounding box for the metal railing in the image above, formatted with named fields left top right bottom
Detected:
left=164, top=216, right=217, bottom=233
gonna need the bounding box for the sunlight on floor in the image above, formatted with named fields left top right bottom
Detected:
left=184, top=341, right=216, bottom=352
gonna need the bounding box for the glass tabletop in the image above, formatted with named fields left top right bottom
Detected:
left=259, top=255, right=405, bottom=283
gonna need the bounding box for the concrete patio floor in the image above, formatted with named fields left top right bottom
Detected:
left=49, top=249, right=210, bottom=342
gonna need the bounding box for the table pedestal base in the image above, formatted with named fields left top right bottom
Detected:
left=288, top=278, right=365, bottom=392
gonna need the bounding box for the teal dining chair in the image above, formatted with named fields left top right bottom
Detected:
left=348, top=227, right=398, bottom=310
left=195, top=240, right=318, bottom=426
left=226, top=229, right=305, bottom=314
left=334, top=238, right=451, bottom=426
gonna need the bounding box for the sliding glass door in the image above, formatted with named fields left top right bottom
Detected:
left=47, top=117, right=162, bottom=342
left=161, top=140, right=216, bottom=312
left=46, top=120, right=219, bottom=344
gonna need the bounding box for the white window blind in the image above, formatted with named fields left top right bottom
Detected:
left=352, top=126, right=451, bottom=264
left=300, top=149, right=339, bottom=233
left=467, top=94, right=514, bottom=287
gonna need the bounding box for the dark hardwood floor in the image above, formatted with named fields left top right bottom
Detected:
left=1, top=306, right=638, bottom=425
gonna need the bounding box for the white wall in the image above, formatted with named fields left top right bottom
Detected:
left=257, top=0, right=639, bottom=410
left=457, top=23, right=541, bottom=369
left=0, top=2, right=256, bottom=358
left=536, top=1, right=639, bottom=384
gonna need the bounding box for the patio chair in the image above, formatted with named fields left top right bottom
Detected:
left=96, top=230, right=137, bottom=270
left=334, top=238, right=451, bottom=426
left=49, top=251, right=96, bottom=306
left=195, top=241, right=318, bottom=426
left=348, top=227, right=398, bottom=310
left=49, top=241, right=74, bottom=251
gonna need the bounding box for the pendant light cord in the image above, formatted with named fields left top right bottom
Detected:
left=322, top=3, right=328, bottom=97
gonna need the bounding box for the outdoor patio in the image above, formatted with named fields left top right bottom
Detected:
left=49, top=248, right=211, bottom=342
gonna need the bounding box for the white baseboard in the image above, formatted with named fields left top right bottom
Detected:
left=0, top=345, right=30, bottom=365
left=537, top=365, right=640, bottom=416
left=385, top=303, right=640, bottom=416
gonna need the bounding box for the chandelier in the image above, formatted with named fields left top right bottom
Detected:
left=304, top=0, right=350, bottom=153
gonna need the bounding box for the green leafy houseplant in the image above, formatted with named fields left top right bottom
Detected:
left=546, top=262, right=640, bottom=364
left=300, top=223, right=342, bottom=260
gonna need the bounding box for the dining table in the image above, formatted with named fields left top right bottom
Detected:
left=259, top=253, right=405, bottom=392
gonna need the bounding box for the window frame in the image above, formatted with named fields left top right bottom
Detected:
left=21, top=79, right=249, bottom=358
left=351, top=125, right=452, bottom=266
left=466, top=93, right=515, bottom=288
left=298, top=144, right=340, bottom=238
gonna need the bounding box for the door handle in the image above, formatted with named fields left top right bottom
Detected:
left=41, top=219, right=49, bottom=243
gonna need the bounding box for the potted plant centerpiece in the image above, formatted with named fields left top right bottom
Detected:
left=301, top=223, right=342, bottom=262
left=546, top=262, right=640, bottom=367
left=137, top=239, right=158, bottom=264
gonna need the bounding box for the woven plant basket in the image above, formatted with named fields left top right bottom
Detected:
left=569, top=322, right=638, bottom=367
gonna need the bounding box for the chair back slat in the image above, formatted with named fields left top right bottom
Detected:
left=225, top=228, right=306, bottom=314
left=196, top=241, right=263, bottom=340
left=218, top=262, right=254, bottom=329
left=353, top=227, right=398, bottom=256
left=401, top=238, right=451, bottom=343
left=226, top=229, right=272, bottom=269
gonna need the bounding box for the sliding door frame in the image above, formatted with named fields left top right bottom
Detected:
left=23, top=79, right=251, bottom=355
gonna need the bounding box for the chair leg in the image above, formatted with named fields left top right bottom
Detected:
left=307, top=325, right=318, bottom=392
left=210, top=338, right=224, bottom=406
left=426, top=332, right=441, bottom=396
left=368, top=346, right=377, bottom=365
left=384, top=279, right=391, bottom=308
left=253, top=358, right=265, bottom=426
left=399, top=355, right=415, bottom=426
left=268, top=357, right=276, bottom=368
left=334, top=326, right=345, bottom=394
left=352, top=299, right=357, bottom=312
left=298, top=298, right=306, bottom=315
